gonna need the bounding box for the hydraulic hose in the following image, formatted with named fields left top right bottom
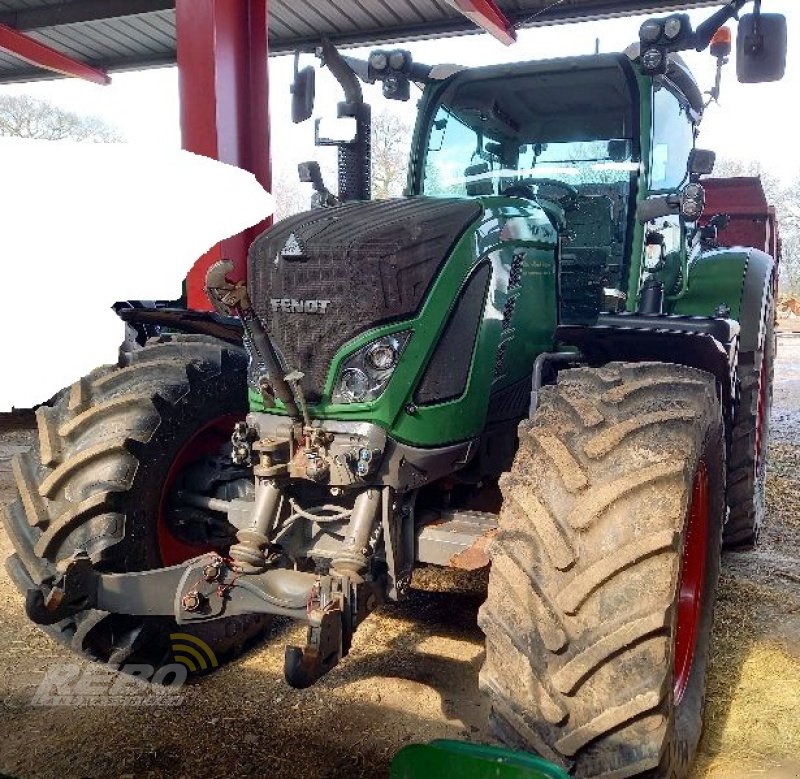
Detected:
left=204, top=259, right=302, bottom=421
left=239, top=305, right=301, bottom=420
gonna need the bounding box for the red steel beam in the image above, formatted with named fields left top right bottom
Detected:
left=448, top=0, right=517, bottom=45
left=0, top=21, right=109, bottom=84
left=177, top=0, right=272, bottom=311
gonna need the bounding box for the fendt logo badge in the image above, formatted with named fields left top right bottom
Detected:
left=270, top=298, right=331, bottom=314
left=280, top=232, right=306, bottom=260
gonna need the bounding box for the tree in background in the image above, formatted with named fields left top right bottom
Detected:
left=0, top=94, right=122, bottom=142
left=272, top=107, right=413, bottom=220
left=714, top=157, right=800, bottom=295
left=371, top=108, right=412, bottom=199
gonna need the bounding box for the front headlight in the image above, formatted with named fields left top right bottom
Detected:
left=332, top=331, right=411, bottom=404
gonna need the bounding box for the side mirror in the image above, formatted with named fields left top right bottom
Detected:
left=680, top=182, right=705, bottom=221
left=298, top=161, right=323, bottom=186
left=291, top=65, right=316, bottom=124
left=689, top=148, right=716, bottom=179
left=737, top=13, right=787, bottom=83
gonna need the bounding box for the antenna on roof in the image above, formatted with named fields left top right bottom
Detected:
left=519, top=0, right=566, bottom=27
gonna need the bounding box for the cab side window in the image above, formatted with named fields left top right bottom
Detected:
left=650, top=84, right=694, bottom=192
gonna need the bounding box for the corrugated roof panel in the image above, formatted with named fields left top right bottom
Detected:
left=273, top=1, right=341, bottom=37
left=424, top=0, right=458, bottom=18
left=37, top=24, right=134, bottom=59
left=401, top=0, right=447, bottom=22
left=0, top=0, right=724, bottom=84
left=0, top=0, right=47, bottom=10
left=325, top=0, right=386, bottom=28
left=28, top=27, right=110, bottom=59
left=0, top=49, right=22, bottom=66
left=353, top=0, right=407, bottom=26
left=118, top=14, right=173, bottom=49
left=267, top=9, right=301, bottom=40
left=100, top=17, right=163, bottom=55
left=143, top=9, right=176, bottom=39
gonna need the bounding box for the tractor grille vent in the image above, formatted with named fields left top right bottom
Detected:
left=248, top=198, right=481, bottom=403
left=414, top=262, right=491, bottom=406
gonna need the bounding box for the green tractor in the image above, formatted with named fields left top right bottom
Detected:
left=3, top=2, right=787, bottom=776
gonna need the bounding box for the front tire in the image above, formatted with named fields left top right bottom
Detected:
left=2, top=335, right=270, bottom=670
left=479, top=362, right=724, bottom=778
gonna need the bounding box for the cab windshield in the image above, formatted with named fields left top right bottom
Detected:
left=419, top=59, right=638, bottom=231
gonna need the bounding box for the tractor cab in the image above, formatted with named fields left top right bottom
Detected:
left=412, top=54, right=640, bottom=322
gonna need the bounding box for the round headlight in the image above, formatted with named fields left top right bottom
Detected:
left=642, top=48, right=664, bottom=71
left=680, top=183, right=706, bottom=222
left=639, top=19, right=663, bottom=43
left=366, top=338, right=399, bottom=371
left=369, top=51, right=388, bottom=72
left=339, top=368, right=370, bottom=402
left=388, top=50, right=407, bottom=71
left=664, top=15, right=682, bottom=40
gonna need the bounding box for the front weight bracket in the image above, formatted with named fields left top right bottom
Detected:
left=284, top=609, right=345, bottom=689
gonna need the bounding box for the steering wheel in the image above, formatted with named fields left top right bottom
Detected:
left=528, top=178, right=579, bottom=209
left=501, top=183, right=537, bottom=200
left=502, top=178, right=579, bottom=209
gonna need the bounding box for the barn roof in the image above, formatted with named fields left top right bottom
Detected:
left=0, top=0, right=719, bottom=84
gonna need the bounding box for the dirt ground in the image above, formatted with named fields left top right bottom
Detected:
left=1, top=338, right=798, bottom=779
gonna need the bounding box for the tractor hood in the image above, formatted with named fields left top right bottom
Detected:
left=247, top=197, right=482, bottom=403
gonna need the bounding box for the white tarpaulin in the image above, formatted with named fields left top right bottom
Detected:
left=0, top=138, right=274, bottom=410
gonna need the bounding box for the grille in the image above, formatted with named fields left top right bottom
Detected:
left=248, top=198, right=482, bottom=402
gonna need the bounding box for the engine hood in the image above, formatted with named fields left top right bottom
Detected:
left=247, top=197, right=483, bottom=402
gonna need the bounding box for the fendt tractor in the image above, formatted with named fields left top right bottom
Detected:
left=3, top=2, right=787, bottom=776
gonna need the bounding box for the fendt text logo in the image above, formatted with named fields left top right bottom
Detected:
left=270, top=297, right=331, bottom=314
left=18, top=635, right=219, bottom=708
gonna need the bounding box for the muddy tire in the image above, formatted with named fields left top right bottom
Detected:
left=479, top=362, right=724, bottom=778
left=724, top=292, right=776, bottom=547
left=2, top=334, right=270, bottom=670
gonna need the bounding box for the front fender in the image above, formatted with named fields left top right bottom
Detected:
left=672, top=248, right=775, bottom=353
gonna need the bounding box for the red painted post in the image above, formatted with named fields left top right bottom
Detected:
left=0, top=22, right=110, bottom=84
left=176, top=0, right=271, bottom=311
left=448, top=0, right=516, bottom=45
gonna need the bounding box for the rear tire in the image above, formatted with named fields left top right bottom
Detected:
left=2, top=334, right=270, bottom=670
left=479, top=362, right=724, bottom=778
left=724, top=291, right=776, bottom=547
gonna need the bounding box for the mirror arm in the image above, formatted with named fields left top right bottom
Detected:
left=341, top=55, right=374, bottom=85
left=704, top=56, right=727, bottom=107
left=637, top=195, right=681, bottom=223
left=692, top=0, right=747, bottom=51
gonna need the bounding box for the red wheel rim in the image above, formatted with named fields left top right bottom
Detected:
left=157, top=414, right=240, bottom=566
left=754, top=348, right=769, bottom=473
left=674, top=461, right=710, bottom=704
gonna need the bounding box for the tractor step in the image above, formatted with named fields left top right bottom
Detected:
left=416, top=510, right=497, bottom=570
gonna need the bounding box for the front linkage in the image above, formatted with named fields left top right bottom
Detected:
left=27, top=479, right=388, bottom=689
